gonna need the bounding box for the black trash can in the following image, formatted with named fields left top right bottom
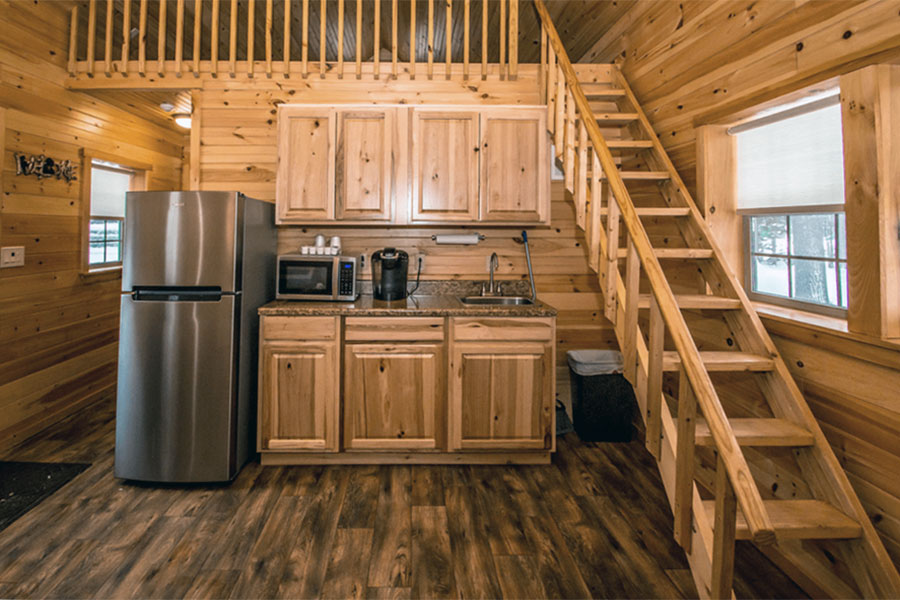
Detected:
left=567, top=350, right=636, bottom=442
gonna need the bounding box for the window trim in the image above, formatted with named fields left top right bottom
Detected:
left=742, top=210, right=847, bottom=319
left=79, top=149, right=151, bottom=275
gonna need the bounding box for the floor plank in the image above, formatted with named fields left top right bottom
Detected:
left=0, top=396, right=809, bottom=599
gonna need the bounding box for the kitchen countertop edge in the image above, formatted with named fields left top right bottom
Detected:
left=258, top=296, right=557, bottom=318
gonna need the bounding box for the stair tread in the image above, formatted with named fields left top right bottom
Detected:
left=595, top=112, right=639, bottom=123
left=662, top=351, right=775, bottom=372
left=605, top=139, right=655, bottom=150
left=596, top=170, right=671, bottom=180
left=616, top=248, right=714, bottom=259
left=638, top=294, right=742, bottom=310
left=600, top=207, right=691, bottom=217
left=654, top=248, right=714, bottom=258
left=702, top=499, right=862, bottom=541
left=696, top=418, right=815, bottom=447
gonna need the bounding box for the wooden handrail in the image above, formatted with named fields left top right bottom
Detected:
left=533, top=0, right=775, bottom=546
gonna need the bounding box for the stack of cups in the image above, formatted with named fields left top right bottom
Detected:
left=300, top=235, right=341, bottom=255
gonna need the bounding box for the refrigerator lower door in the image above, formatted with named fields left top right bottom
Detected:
left=115, top=292, right=240, bottom=482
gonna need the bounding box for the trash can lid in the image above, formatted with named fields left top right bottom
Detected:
left=567, top=350, right=624, bottom=376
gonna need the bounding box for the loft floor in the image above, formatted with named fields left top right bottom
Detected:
left=0, top=397, right=806, bottom=599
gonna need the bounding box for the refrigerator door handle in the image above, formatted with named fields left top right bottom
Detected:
left=132, top=286, right=224, bottom=302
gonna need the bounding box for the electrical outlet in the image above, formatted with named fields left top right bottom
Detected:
left=0, top=246, right=25, bottom=268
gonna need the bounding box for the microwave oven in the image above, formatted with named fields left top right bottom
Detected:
left=276, top=254, right=359, bottom=301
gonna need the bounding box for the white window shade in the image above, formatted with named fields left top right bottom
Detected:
left=90, top=166, right=130, bottom=217
left=735, top=102, right=844, bottom=210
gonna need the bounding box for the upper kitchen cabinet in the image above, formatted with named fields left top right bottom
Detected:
left=335, top=108, right=397, bottom=221
left=276, top=106, right=336, bottom=223
left=411, top=109, right=480, bottom=223
left=480, top=108, right=550, bottom=223
left=276, top=104, right=549, bottom=225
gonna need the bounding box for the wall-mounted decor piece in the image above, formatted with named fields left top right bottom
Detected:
left=14, top=153, right=78, bottom=182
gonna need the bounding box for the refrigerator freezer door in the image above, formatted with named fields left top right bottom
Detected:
left=115, top=293, right=239, bottom=482
left=122, top=191, right=243, bottom=292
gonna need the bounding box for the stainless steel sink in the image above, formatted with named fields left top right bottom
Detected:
left=459, top=296, right=535, bottom=305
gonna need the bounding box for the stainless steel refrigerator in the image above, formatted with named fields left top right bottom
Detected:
left=115, top=191, right=275, bottom=483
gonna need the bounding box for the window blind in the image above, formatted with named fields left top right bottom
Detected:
left=734, top=101, right=844, bottom=210
left=90, top=166, right=130, bottom=217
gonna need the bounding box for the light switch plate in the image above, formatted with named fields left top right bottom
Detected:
left=0, top=246, right=25, bottom=268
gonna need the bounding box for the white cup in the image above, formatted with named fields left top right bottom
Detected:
left=329, top=236, right=341, bottom=248
left=301, top=246, right=310, bottom=255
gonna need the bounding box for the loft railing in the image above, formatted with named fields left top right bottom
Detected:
left=67, top=0, right=520, bottom=80
left=533, top=0, right=775, bottom=595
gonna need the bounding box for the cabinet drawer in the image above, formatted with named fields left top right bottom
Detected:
left=451, top=317, right=554, bottom=342
left=345, top=317, right=444, bottom=341
left=262, top=316, right=338, bottom=340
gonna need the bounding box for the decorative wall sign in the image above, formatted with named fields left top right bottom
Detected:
left=14, top=153, right=78, bottom=182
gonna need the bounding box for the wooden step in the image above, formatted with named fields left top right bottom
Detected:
left=595, top=112, right=639, bottom=126
left=605, top=139, right=655, bottom=151
left=696, top=418, right=815, bottom=447
left=599, top=207, right=691, bottom=218
left=701, top=500, right=862, bottom=541
left=596, top=170, right=671, bottom=181
left=615, top=248, right=714, bottom=259
left=638, top=294, right=742, bottom=310
left=580, top=85, right=625, bottom=100
left=654, top=248, right=714, bottom=259
left=662, top=351, right=775, bottom=372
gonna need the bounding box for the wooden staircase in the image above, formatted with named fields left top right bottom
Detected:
left=534, top=1, right=900, bottom=598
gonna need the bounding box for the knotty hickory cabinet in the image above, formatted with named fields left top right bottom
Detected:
left=257, top=315, right=556, bottom=464
left=276, top=105, right=550, bottom=225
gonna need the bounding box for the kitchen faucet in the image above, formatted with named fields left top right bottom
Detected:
left=487, top=252, right=499, bottom=295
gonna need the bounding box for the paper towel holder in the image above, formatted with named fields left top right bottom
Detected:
left=431, top=233, right=485, bottom=244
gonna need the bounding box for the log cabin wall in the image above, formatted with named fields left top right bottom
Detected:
left=191, top=70, right=620, bottom=377
left=580, top=0, right=900, bottom=576
left=0, top=0, right=184, bottom=452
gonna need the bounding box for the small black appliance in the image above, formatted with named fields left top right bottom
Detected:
left=371, top=247, right=409, bottom=301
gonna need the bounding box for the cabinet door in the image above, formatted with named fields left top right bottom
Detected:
left=344, top=343, right=444, bottom=450
left=411, top=110, right=480, bottom=222
left=276, top=107, right=336, bottom=223
left=336, top=109, right=394, bottom=221
left=449, top=342, right=553, bottom=451
left=480, top=108, right=549, bottom=223
left=259, top=341, right=339, bottom=452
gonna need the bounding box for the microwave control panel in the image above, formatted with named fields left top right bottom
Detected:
left=338, top=260, right=356, bottom=298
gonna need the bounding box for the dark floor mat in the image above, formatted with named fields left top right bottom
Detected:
left=0, top=461, right=90, bottom=533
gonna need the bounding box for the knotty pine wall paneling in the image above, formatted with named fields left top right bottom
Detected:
left=191, top=64, right=621, bottom=386
left=0, top=0, right=184, bottom=453
left=578, top=0, right=900, bottom=577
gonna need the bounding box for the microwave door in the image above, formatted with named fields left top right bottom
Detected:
left=279, top=260, right=334, bottom=297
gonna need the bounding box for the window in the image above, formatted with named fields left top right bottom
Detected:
left=731, top=92, right=847, bottom=316
left=88, top=161, right=133, bottom=268
left=747, top=213, right=847, bottom=313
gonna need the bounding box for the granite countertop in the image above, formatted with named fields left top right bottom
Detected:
left=258, top=280, right=557, bottom=318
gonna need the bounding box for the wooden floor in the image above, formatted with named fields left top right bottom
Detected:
left=0, top=396, right=807, bottom=599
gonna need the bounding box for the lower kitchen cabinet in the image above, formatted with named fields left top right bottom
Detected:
left=258, top=317, right=340, bottom=452
left=449, top=341, right=554, bottom=451
left=343, top=343, right=444, bottom=450
left=257, top=313, right=555, bottom=464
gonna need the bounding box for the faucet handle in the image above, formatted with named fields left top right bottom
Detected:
left=481, top=282, right=487, bottom=296
left=497, top=283, right=503, bottom=296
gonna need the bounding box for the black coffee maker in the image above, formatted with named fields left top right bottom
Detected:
left=371, top=248, right=409, bottom=301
